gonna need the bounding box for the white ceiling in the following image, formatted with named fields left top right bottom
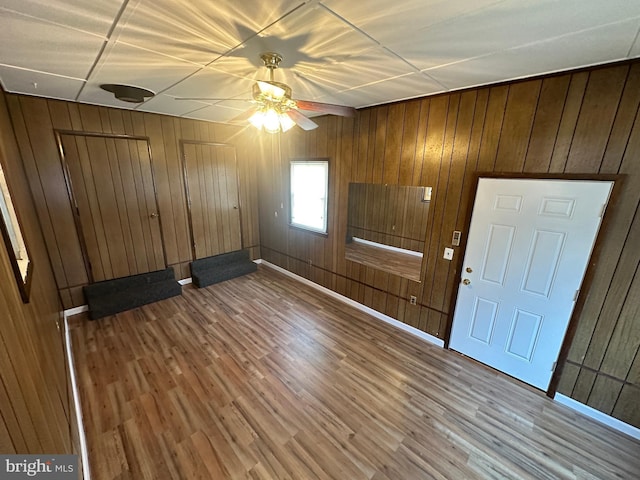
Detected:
left=2, top=0, right=640, bottom=125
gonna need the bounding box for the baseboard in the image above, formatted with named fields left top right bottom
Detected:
left=258, top=259, right=445, bottom=348
left=63, top=305, right=88, bottom=318
left=62, top=313, right=91, bottom=480
left=178, top=277, right=192, bottom=285
left=554, top=393, right=640, bottom=441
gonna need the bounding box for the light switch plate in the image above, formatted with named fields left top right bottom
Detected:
left=443, top=247, right=454, bottom=260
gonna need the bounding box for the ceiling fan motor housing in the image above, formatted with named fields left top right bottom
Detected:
left=260, top=52, right=283, bottom=70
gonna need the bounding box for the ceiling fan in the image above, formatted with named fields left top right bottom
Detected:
left=179, top=52, right=356, bottom=133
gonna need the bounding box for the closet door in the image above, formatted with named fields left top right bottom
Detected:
left=59, top=133, right=166, bottom=282
left=182, top=141, right=242, bottom=259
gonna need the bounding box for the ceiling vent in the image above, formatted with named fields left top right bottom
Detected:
left=100, top=84, right=155, bottom=103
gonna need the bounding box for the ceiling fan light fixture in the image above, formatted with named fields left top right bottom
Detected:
left=248, top=109, right=265, bottom=130
left=249, top=107, right=296, bottom=133
left=279, top=113, right=296, bottom=132
left=263, top=109, right=281, bottom=133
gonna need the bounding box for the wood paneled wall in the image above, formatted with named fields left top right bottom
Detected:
left=6, top=96, right=260, bottom=308
left=0, top=91, right=75, bottom=455
left=257, top=61, right=640, bottom=428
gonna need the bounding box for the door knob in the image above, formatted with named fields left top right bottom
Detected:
left=150, top=212, right=159, bottom=218
left=466, top=267, right=473, bottom=273
left=462, top=278, right=471, bottom=285
left=233, top=205, right=238, bottom=209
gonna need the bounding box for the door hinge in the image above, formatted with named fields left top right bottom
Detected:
left=574, top=289, right=580, bottom=301
left=599, top=203, right=606, bottom=217
left=552, top=361, right=557, bottom=371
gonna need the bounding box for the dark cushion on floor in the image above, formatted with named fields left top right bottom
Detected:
left=191, top=250, right=257, bottom=288
left=83, top=268, right=182, bottom=320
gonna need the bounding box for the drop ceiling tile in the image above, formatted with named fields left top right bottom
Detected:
left=0, top=0, right=121, bottom=35
left=206, top=1, right=378, bottom=87
left=0, top=65, right=85, bottom=100
left=292, top=46, right=424, bottom=102
left=0, top=10, right=105, bottom=78
left=111, top=0, right=305, bottom=66
left=427, top=19, right=640, bottom=91
left=80, top=41, right=203, bottom=102
left=135, top=94, right=216, bottom=116
left=162, top=68, right=254, bottom=101
left=182, top=104, right=249, bottom=123
left=386, top=0, right=640, bottom=71
left=321, top=0, right=503, bottom=41
left=237, top=2, right=377, bottom=69
left=315, top=72, right=445, bottom=108
left=630, top=27, right=640, bottom=58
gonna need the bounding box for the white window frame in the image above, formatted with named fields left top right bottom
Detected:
left=289, top=159, right=329, bottom=234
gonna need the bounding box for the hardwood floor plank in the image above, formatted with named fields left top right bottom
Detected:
left=70, top=266, right=640, bottom=479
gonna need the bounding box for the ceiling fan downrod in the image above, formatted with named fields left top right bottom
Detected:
left=260, top=52, right=283, bottom=82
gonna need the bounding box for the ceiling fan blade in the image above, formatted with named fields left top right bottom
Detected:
left=287, top=109, right=318, bottom=131
left=257, top=80, right=286, bottom=99
left=295, top=100, right=356, bottom=117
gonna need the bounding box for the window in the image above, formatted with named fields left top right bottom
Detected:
left=290, top=159, right=329, bottom=234
left=0, top=161, right=32, bottom=303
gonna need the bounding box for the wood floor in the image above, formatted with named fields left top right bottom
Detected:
left=70, top=265, right=640, bottom=479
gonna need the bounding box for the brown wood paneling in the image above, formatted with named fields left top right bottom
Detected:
left=257, top=60, right=640, bottom=427
left=612, top=384, right=640, bottom=426
left=565, top=66, right=628, bottom=173
left=0, top=91, right=74, bottom=454
left=60, top=134, right=165, bottom=282
left=548, top=72, right=588, bottom=172
left=8, top=97, right=87, bottom=291
left=587, top=375, right=624, bottom=415
left=7, top=95, right=259, bottom=308
left=494, top=80, right=541, bottom=171
left=523, top=76, right=570, bottom=172
left=182, top=142, right=242, bottom=259
left=601, top=64, right=640, bottom=173
left=570, top=118, right=640, bottom=373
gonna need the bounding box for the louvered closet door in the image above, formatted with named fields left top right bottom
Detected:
left=449, top=178, right=612, bottom=391
left=182, top=142, right=242, bottom=259
left=60, top=134, right=166, bottom=282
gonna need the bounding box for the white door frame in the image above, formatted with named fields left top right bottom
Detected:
left=445, top=173, right=621, bottom=396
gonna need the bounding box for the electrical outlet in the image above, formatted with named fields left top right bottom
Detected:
left=410, top=295, right=417, bottom=305
left=443, top=247, right=454, bottom=260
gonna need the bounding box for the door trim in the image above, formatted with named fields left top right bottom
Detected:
left=444, top=172, right=624, bottom=396
left=55, top=130, right=169, bottom=282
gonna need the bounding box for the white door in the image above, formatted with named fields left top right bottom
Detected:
left=449, top=178, right=613, bottom=391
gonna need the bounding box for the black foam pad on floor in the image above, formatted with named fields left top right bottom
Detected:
left=83, top=268, right=182, bottom=320
left=191, top=250, right=257, bottom=288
